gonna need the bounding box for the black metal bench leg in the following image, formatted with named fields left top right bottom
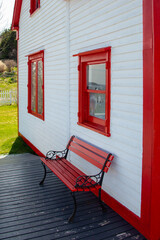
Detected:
left=99, top=188, right=107, bottom=212
left=68, top=192, right=77, bottom=223
left=39, top=162, right=47, bottom=185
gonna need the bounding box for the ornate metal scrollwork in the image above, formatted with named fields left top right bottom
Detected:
left=45, top=149, right=68, bottom=160
left=75, top=153, right=112, bottom=189
left=75, top=171, right=103, bottom=189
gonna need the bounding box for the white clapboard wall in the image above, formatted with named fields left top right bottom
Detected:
left=18, top=0, right=143, bottom=217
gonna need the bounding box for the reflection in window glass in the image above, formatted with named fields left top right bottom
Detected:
left=36, top=0, right=39, bottom=9
left=38, top=61, right=43, bottom=115
left=31, top=62, right=36, bottom=112
left=87, top=64, right=106, bottom=90
left=89, top=93, right=105, bottom=120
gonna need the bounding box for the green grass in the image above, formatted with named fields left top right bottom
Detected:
left=0, top=105, right=35, bottom=155
left=0, top=81, right=17, bottom=91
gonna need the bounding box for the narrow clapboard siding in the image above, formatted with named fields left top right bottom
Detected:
left=18, top=0, right=143, bottom=217
left=69, top=0, right=143, bottom=216
left=18, top=0, right=69, bottom=153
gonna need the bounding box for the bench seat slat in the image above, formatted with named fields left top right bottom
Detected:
left=40, top=157, right=101, bottom=192
left=73, top=137, right=109, bottom=159
left=57, top=159, right=84, bottom=179
left=61, top=160, right=101, bottom=190
left=46, top=160, right=77, bottom=189
left=41, top=157, right=76, bottom=191
left=58, top=160, right=101, bottom=190
left=52, top=160, right=80, bottom=185
left=62, top=159, right=85, bottom=177
left=51, top=160, right=101, bottom=190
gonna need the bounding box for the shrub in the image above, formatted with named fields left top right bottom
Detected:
left=8, top=77, right=14, bottom=84
left=3, top=60, right=17, bottom=72
left=0, top=61, right=7, bottom=73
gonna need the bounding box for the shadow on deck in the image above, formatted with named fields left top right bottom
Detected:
left=0, top=154, right=146, bottom=240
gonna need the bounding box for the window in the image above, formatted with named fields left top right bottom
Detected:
left=28, top=50, right=44, bottom=120
left=74, top=47, right=111, bottom=136
left=30, top=0, right=40, bottom=15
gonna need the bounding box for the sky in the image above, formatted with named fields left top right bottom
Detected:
left=0, top=0, right=15, bottom=33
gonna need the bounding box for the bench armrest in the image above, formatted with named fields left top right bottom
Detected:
left=46, top=149, right=67, bottom=160
left=75, top=172, right=102, bottom=189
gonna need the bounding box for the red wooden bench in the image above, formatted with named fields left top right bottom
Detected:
left=39, top=135, right=114, bottom=222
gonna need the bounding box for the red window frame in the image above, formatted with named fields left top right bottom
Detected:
left=28, top=50, right=44, bottom=120
left=74, top=47, right=111, bottom=137
left=30, top=0, right=40, bottom=15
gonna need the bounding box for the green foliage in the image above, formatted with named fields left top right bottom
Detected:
left=0, top=105, right=35, bottom=155
left=7, top=77, right=14, bottom=84
left=0, top=28, right=17, bottom=60
left=0, top=67, right=17, bottom=90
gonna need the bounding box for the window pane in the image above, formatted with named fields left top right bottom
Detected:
left=31, top=62, right=36, bottom=112
left=38, top=61, right=43, bottom=115
left=36, top=0, right=39, bottom=9
left=89, top=93, right=105, bottom=120
left=87, top=64, right=106, bottom=90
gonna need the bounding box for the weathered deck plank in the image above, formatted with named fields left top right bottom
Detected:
left=0, top=154, right=146, bottom=240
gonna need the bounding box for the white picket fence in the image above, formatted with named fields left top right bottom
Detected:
left=0, top=90, right=17, bottom=106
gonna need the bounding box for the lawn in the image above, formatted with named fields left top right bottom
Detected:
left=0, top=81, right=17, bottom=91
left=0, top=105, right=35, bottom=155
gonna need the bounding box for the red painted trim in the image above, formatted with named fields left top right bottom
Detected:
left=36, top=60, right=38, bottom=113
left=149, top=0, right=160, bottom=239
left=28, top=51, right=44, bottom=60
left=13, top=26, right=19, bottom=40
left=30, top=0, right=40, bottom=16
left=19, top=132, right=45, bottom=157
left=141, top=0, right=154, bottom=239
left=73, top=47, right=111, bottom=57
left=16, top=30, right=19, bottom=41
left=25, top=50, right=44, bottom=58
left=30, top=6, right=40, bottom=16
left=11, top=0, right=23, bottom=30
left=77, top=122, right=111, bottom=137
left=28, top=50, right=45, bottom=121
left=92, top=188, right=143, bottom=234
left=75, top=47, right=111, bottom=136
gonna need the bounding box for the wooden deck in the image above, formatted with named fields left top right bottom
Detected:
left=0, top=154, right=145, bottom=240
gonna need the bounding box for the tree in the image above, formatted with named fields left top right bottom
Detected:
left=0, top=28, right=17, bottom=60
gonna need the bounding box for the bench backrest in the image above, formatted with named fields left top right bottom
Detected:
left=67, top=136, right=114, bottom=173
